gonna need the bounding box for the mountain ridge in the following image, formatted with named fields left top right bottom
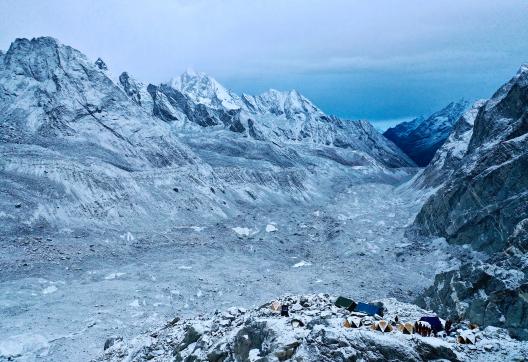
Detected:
left=384, top=100, right=470, bottom=166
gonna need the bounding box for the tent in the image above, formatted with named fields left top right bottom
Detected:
left=354, top=302, right=383, bottom=317
left=371, top=320, right=393, bottom=333
left=270, top=301, right=281, bottom=312
left=397, top=322, right=414, bottom=334
left=419, top=316, right=442, bottom=334
left=281, top=305, right=289, bottom=317
left=334, top=296, right=357, bottom=311
left=457, top=331, right=476, bottom=345
left=343, top=316, right=362, bottom=328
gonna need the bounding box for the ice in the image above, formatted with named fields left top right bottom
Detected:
left=104, top=272, right=126, bottom=280
left=0, top=334, right=49, bottom=360
left=232, top=227, right=253, bottom=237
left=265, top=224, right=278, bottom=232
left=41, top=285, right=58, bottom=294
left=292, top=260, right=312, bottom=268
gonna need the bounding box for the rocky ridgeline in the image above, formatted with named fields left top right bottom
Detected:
left=97, top=294, right=527, bottom=361
left=410, top=65, right=528, bottom=340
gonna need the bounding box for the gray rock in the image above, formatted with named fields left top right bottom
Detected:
left=411, top=65, right=528, bottom=253
left=103, top=336, right=122, bottom=351
left=416, top=256, right=528, bottom=340
left=411, top=64, right=528, bottom=340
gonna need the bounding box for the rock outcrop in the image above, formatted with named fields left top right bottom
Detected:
left=412, top=66, right=528, bottom=252
left=97, top=294, right=528, bottom=361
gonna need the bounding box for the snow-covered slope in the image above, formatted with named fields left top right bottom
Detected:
left=384, top=100, right=470, bottom=166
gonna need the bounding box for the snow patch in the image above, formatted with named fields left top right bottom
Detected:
left=42, top=285, right=58, bottom=294
left=232, top=227, right=254, bottom=237
left=104, top=272, right=126, bottom=280
left=265, top=224, right=278, bottom=232
left=0, top=334, right=49, bottom=359
left=292, top=260, right=312, bottom=268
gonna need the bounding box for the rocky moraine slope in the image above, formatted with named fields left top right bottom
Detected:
left=0, top=37, right=414, bottom=240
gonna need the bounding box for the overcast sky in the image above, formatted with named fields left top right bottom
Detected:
left=1, top=0, right=527, bottom=128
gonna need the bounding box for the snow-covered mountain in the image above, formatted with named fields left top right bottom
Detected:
left=384, top=100, right=470, bottom=166
left=411, top=64, right=528, bottom=339
left=411, top=99, right=486, bottom=189
left=0, top=37, right=415, bottom=237
left=0, top=37, right=234, bottom=235
left=120, top=69, right=415, bottom=168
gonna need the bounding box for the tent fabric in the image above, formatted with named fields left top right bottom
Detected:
left=354, top=302, right=383, bottom=316
left=371, top=320, right=393, bottom=333
left=334, top=296, right=357, bottom=311
left=398, top=322, right=414, bottom=334
left=419, top=316, right=442, bottom=333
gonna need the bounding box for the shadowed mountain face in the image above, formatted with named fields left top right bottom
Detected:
left=411, top=99, right=487, bottom=189
left=384, top=100, right=470, bottom=166
left=411, top=64, right=528, bottom=340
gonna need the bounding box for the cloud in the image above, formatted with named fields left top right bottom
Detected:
left=0, top=0, right=527, bottom=120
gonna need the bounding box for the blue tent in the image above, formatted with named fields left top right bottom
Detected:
left=354, top=302, right=383, bottom=316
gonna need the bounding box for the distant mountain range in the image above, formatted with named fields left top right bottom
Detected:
left=384, top=100, right=470, bottom=166
left=119, top=68, right=414, bottom=168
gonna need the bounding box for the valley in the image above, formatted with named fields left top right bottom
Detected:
left=0, top=181, right=464, bottom=361
left=0, top=36, right=527, bottom=361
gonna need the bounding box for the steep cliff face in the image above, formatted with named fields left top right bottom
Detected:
left=384, top=100, right=470, bottom=166
left=413, top=65, right=528, bottom=340
left=412, top=66, right=528, bottom=252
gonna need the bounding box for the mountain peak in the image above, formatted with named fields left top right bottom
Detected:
left=518, top=63, right=528, bottom=75
left=95, top=57, right=108, bottom=71
left=182, top=67, right=198, bottom=77
left=169, top=70, right=241, bottom=111
left=3, top=36, right=86, bottom=82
